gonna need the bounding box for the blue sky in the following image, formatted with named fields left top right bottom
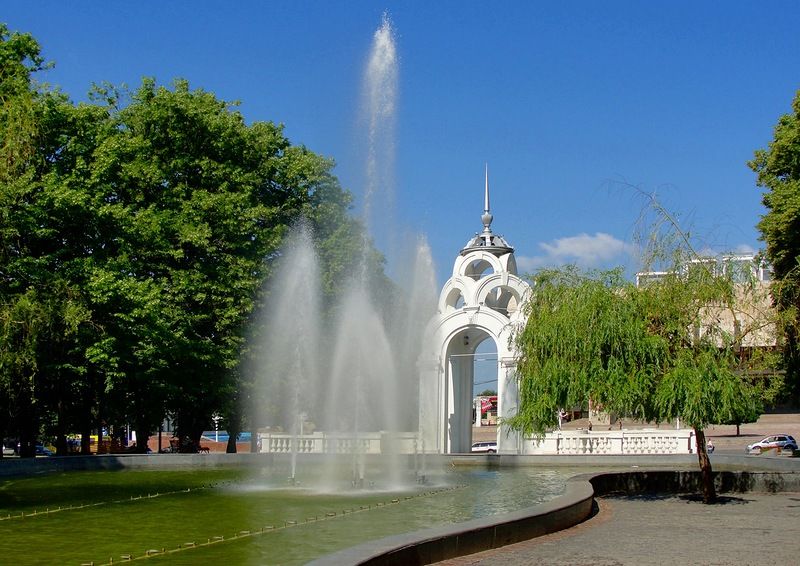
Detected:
left=5, top=2, right=800, bottom=283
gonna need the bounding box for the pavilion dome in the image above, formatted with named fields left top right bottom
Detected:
left=459, top=230, right=514, bottom=256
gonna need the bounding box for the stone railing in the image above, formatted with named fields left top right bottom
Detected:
left=258, top=432, right=419, bottom=455
left=263, top=436, right=321, bottom=454
left=523, top=429, right=696, bottom=455
left=259, top=429, right=696, bottom=455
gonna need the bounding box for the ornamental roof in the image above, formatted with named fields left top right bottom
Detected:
left=460, top=166, right=514, bottom=257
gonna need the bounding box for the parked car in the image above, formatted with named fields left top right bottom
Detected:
left=746, top=434, right=798, bottom=454
left=471, top=441, right=498, bottom=453
left=2, top=438, right=17, bottom=456
left=35, top=444, right=53, bottom=457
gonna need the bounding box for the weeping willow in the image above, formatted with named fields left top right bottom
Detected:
left=512, top=264, right=768, bottom=426
left=510, top=261, right=771, bottom=503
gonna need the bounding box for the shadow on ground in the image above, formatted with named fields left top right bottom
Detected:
left=601, top=492, right=752, bottom=505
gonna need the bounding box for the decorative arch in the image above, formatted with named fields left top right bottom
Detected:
left=453, top=251, right=504, bottom=280
left=439, top=278, right=473, bottom=313
left=418, top=169, right=530, bottom=454
left=475, top=274, right=530, bottom=318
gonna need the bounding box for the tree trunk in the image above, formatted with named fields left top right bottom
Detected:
left=226, top=412, right=240, bottom=453
left=54, top=398, right=67, bottom=455
left=694, top=427, right=716, bottom=503
left=80, top=376, right=97, bottom=454
left=80, top=423, right=92, bottom=455
left=134, top=419, right=151, bottom=453
left=55, top=432, right=67, bottom=456
left=0, top=414, right=7, bottom=459
left=18, top=392, right=37, bottom=458
left=736, top=423, right=741, bottom=436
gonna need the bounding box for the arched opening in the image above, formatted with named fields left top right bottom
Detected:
left=445, top=329, right=497, bottom=453
left=444, top=287, right=465, bottom=312
left=464, top=259, right=494, bottom=281
left=473, top=338, right=498, bottom=398
left=472, top=338, right=498, bottom=452
left=483, top=285, right=520, bottom=317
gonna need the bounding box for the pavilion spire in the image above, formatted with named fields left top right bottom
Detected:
left=459, top=164, right=512, bottom=256
left=481, top=163, right=493, bottom=233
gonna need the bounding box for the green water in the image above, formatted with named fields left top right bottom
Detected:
left=0, top=464, right=570, bottom=565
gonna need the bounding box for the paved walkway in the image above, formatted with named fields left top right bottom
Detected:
left=436, top=491, right=800, bottom=565
left=460, top=413, right=800, bottom=564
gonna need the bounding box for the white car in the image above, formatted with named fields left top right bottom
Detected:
left=471, top=441, right=497, bottom=453
left=746, top=434, right=798, bottom=454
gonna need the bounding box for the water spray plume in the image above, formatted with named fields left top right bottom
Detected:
left=251, top=13, right=437, bottom=491
left=363, top=11, right=398, bottom=238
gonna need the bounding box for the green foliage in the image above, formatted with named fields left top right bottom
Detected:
left=750, top=89, right=800, bottom=397
left=0, top=23, right=45, bottom=181
left=509, top=268, right=656, bottom=435
left=751, top=90, right=800, bottom=282
left=511, top=217, right=775, bottom=438
left=0, top=24, right=370, bottom=453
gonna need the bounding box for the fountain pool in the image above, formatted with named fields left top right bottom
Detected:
left=0, top=462, right=575, bottom=565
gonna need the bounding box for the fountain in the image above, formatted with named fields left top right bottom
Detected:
left=250, top=222, right=321, bottom=484
left=0, top=15, right=652, bottom=566
left=252, top=13, right=438, bottom=491
left=362, top=11, right=398, bottom=247
left=0, top=463, right=576, bottom=564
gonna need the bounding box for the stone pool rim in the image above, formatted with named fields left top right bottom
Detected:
left=2, top=452, right=798, bottom=565
left=308, top=454, right=800, bottom=566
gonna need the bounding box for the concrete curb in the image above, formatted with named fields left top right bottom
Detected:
left=0, top=452, right=275, bottom=477
left=2, top=450, right=795, bottom=478
left=2, top=451, right=798, bottom=564
left=308, top=455, right=800, bottom=566
left=587, top=468, right=800, bottom=496
left=306, top=478, right=595, bottom=566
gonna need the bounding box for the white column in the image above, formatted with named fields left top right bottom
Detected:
left=447, top=353, right=474, bottom=453
left=497, top=357, right=520, bottom=453
left=417, top=355, right=441, bottom=453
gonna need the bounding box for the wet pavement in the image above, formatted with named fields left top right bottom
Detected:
left=457, top=412, right=800, bottom=565
left=435, top=491, right=800, bottom=565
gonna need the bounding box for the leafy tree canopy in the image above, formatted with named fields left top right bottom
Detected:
left=0, top=22, right=376, bottom=454
left=750, top=89, right=800, bottom=397
left=751, top=90, right=800, bottom=282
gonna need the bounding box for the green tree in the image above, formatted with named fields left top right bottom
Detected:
left=0, top=24, right=99, bottom=456
left=750, top=89, right=800, bottom=398
left=0, top=25, right=45, bottom=448
left=0, top=23, right=44, bottom=181
left=0, top=23, right=382, bottom=456
left=76, top=78, right=347, bottom=451
left=510, top=234, right=775, bottom=503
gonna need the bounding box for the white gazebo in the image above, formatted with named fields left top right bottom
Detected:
left=418, top=170, right=531, bottom=454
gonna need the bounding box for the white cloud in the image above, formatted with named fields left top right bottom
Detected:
left=697, top=243, right=759, bottom=258
left=733, top=243, right=757, bottom=255
left=516, top=232, right=634, bottom=272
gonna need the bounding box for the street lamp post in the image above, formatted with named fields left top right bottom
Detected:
left=212, top=414, right=221, bottom=443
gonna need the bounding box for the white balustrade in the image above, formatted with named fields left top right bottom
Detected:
left=524, top=429, right=696, bottom=455
left=259, top=429, right=696, bottom=455
left=257, top=431, right=419, bottom=455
